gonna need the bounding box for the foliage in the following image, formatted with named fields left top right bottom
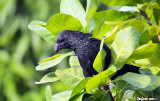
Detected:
left=29, top=0, right=160, bottom=100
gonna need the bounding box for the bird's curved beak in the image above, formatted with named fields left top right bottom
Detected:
left=54, top=43, right=59, bottom=53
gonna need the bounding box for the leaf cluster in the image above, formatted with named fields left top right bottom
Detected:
left=29, top=0, right=160, bottom=100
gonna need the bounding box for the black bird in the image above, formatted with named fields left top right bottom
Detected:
left=54, top=30, right=139, bottom=80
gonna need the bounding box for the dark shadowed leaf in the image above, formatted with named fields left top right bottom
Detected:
left=69, top=92, right=85, bottom=101
left=153, top=8, right=160, bottom=25
left=95, top=93, right=111, bottom=101
left=115, top=80, right=128, bottom=101
left=139, top=30, right=154, bottom=45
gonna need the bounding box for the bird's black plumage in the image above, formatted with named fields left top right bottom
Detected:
left=54, top=30, right=139, bottom=80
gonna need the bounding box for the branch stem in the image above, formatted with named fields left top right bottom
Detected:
left=139, top=9, right=153, bottom=26
left=103, top=84, right=115, bottom=101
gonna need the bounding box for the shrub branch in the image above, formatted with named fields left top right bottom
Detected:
left=139, top=9, right=153, bottom=26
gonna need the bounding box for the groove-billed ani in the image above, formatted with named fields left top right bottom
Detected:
left=54, top=30, right=139, bottom=80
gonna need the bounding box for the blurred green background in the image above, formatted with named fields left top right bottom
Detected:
left=0, top=0, right=110, bottom=101
left=0, top=0, right=71, bottom=101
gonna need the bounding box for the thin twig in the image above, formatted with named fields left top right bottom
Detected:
left=139, top=9, right=160, bottom=41
left=139, top=9, right=153, bottom=26
left=102, top=84, right=115, bottom=101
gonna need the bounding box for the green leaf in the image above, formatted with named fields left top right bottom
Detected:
left=146, top=66, right=160, bottom=76
left=46, top=85, right=53, bottom=101
left=136, top=0, right=151, bottom=4
left=86, top=64, right=116, bottom=91
left=153, top=8, right=160, bottom=25
left=138, top=75, right=160, bottom=91
left=139, top=30, right=154, bottom=45
left=104, top=26, right=119, bottom=45
left=69, top=56, right=80, bottom=67
left=86, top=87, right=99, bottom=95
left=110, top=83, right=116, bottom=97
left=46, top=13, right=85, bottom=37
left=60, top=0, right=86, bottom=27
left=150, top=2, right=160, bottom=9
left=82, top=96, right=95, bottom=101
left=35, top=72, right=59, bottom=84
left=99, top=0, right=137, bottom=6
left=125, top=19, right=145, bottom=34
left=55, top=67, right=84, bottom=88
left=148, top=46, right=160, bottom=67
left=127, top=43, right=159, bottom=64
left=86, top=0, right=97, bottom=20
left=111, top=27, right=139, bottom=69
left=148, top=25, right=160, bottom=35
left=90, top=90, right=103, bottom=99
left=38, top=54, right=62, bottom=64
left=116, top=73, right=151, bottom=88
left=93, top=39, right=106, bottom=72
left=121, top=74, right=160, bottom=91
left=86, top=0, right=97, bottom=32
left=134, top=59, right=150, bottom=66
left=146, top=5, right=157, bottom=25
left=69, top=92, right=85, bottom=101
left=95, top=93, right=111, bottom=101
left=93, top=10, right=135, bottom=37
left=115, top=80, right=128, bottom=101
left=36, top=51, right=74, bottom=71
left=28, top=21, right=56, bottom=44
left=133, top=91, right=148, bottom=99
left=104, top=18, right=145, bottom=34
left=69, top=77, right=91, bottom=99
left=121, top=90, right=134, bottom=101
left=52, top=91, right=72, bottom=101
left=88, top=18, right=96, bottom=33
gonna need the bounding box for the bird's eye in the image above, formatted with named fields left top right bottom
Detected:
left=59, top=39, right=64, bottom=42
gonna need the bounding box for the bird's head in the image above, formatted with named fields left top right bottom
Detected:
left=54, top=30, right=92, bottom=53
